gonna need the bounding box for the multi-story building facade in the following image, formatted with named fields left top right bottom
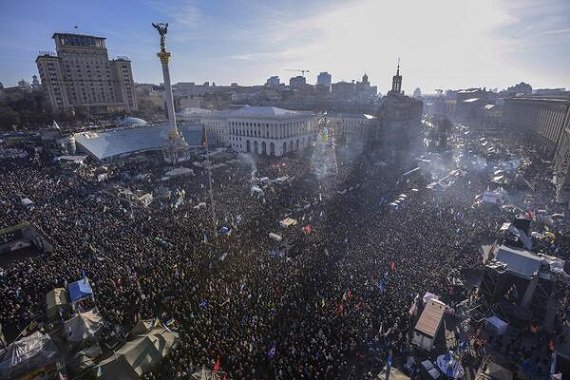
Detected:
left=376, top=64, right=423, bottom=156
left=36, top=33, right=137, bottom=114
left=203, top=106, right=316, bottom=156
left=454, top=88, right=496, bottom=124
left=328, top=113, right=376, bottom=154
left=502, top=97, right=569, bottom=149
left=266, top=76, right=281, bottom=88
left=202, top=111, right=229, bottom=146
left=316, top=72, right=332, bottom=93
left=289, top=76, right=307, bottom=90
left=503, top=96, right=570, bottom=203
left=553, top=112, right=570, bottom=203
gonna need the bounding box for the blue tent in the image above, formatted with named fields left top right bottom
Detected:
left=68, top=278, right=93, bottom=304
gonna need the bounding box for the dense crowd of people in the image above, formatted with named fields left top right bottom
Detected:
left=0, top=127, right=569, bottom=379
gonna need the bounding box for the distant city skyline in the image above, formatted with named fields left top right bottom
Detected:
left=1, top=0, right=569, bottom=93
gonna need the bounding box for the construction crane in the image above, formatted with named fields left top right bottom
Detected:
left=286, top=69, right=310, bottom=77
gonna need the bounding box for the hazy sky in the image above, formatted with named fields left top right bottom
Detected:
left=1, top=0, right=568, bottom=94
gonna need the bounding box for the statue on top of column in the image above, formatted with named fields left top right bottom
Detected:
left=152, top=22, right=169, bottom=52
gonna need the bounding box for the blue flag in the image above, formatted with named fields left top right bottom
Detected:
left=378, top=279, right=385, bottom=293
left=267, top=342, right=277, bottom=360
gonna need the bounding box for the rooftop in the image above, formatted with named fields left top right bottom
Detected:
left=74, top=125, right=202, bottom=161
left=492, top=245, right=543, bottom=280
left=229, top=105, right=312, bottom=118
left=52, top=32, right=106, bottom=40
left=415, top=299, right=446, bottom=338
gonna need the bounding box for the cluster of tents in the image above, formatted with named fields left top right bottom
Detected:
left=1, top=275, right=179, bottom=379
left=46, top=276, right=94, bottom=319
left=0, top=315, right=178, bottom=379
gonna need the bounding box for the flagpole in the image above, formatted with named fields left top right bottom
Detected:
left=205, top=130, right=217, bottom=237
left=385, top=348, right=392, bottom=380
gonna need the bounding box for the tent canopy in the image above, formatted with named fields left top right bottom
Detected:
left=96, top=327, right=178, bottom=380
left=128, top=319, right=158, bottom=339
left=68, top=277, right=94, bottom=304
left=483, top=361, right=513, bottom=380
left=164, top=167, right=195, bottom=178
left=46, top=288, right=69, bottom=319
left=269, top=232, right=282, bottom=242
left=64, top=309, right=104, bottom=342
left=0, top=331, right=58, bottom=379
left=21, top=197, right=34, bottom=207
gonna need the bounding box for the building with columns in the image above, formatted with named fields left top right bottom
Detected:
left=502, top=97, right=569, bottom=150
left=503, top=96, right=570, bottom=203
left=553, top=113, right=570, bottom=203
left=203, top=106, right=316, bottom=156
left=36, top=33, right=137, bottom=114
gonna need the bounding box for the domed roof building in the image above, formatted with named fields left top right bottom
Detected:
left=116, top=116, right=149, bottom=128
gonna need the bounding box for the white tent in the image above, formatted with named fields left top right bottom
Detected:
left=162, top=167, right=195, bottom=181
left=251, top=186, right=264, bottom=197
left=193, top=202, right=207, bottom=209
left=20, top=197, right=34, bottom=207
left=422, top=292, right=439, bottom=304
left=63, top=309, right=104, bottom=342
left=486, top=316, right=508, bottom=335
left=57, top=155, right=87, bottom=164
left=269, top=232, right=282, bottom=242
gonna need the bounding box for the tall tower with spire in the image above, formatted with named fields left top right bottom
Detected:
left=390, top=58, right=402, bottom=95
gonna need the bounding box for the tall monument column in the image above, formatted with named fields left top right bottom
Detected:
left=152, top=22, right=177, bottom=134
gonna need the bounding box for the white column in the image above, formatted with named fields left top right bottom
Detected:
left=161, top=60, right=177, bottom=132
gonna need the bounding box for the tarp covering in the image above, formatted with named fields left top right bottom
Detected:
left=192, top=367, right=221, bottom=380
left=280, top=217, right=298, bottom=228
left=56, top=155, right=87, bottom=164
left=164, top=167, right=195, bottom=178
left=482, top=361, right=513, bottom=380
left=63, top=309, right=104, bottom=342
left=138, top=193, right=154, bottom=207
left=422, top=292, right=439, bottom=304
left=482, top=191, right=502, bottom=204
left=0, top=331, right=58, bottom=379
left=128, top=319, right=157, bottom=340
left=486, top=315, right=508, bottom=335
left=68, top=277, right=94, bottom=304
left=269, top=233, right=283, bottom=242
left=69, top=344, right=102, bottom=373
left=96, top=327, right=178, bottom=380
left=46, top=288, right=69, bottom=319
left=20, top=198, right=34, bottom=207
